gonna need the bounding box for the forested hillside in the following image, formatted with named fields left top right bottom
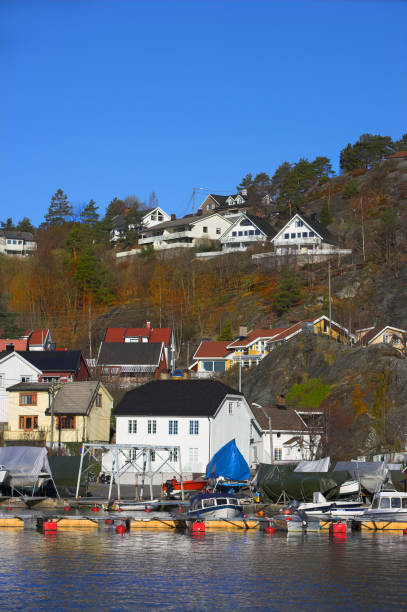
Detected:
left=1, top=133, right=407, bottom=366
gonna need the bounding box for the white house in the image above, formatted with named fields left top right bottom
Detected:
left=272, top=213, right=337, bottom=255
left=0, top=351, right=42, bottom=424
left=113, top=379, right=261, bottom=482
left=250, top=404, right=323, bottom=464
left=138, top=213, right=231, bottom=251
left=110, top=207, right=171, bottom=242
left=220, top=213, right=276, bottom=252
left=199, top=192, right=250, bottom=217
left=0, top=230, right=37, bottom=257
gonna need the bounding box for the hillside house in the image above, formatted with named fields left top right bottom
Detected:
left=0, top=349, right=90, bottom=425
left=102, top=322, right=176, bottom=371
left=110, top=207, right=170, bottom=242
left=112, top=380, right=261, bottom=482
left=95, top=342, right=167, bottom=385
left=138, top=213, right=231, bottom=251
left=23, top=329, right=54, bottom=351
left=0, top=230, right=37, bottom=257
left=355, top=325, right=407, bottom=352
left=250, top=404, right=324, bottom=464
left=220, top=213, right=276, bottom=252
left=4, top=381, right=112, bottom=445
left=189, top=341, right=233, bottom=378
left=272, top=213, right=338, bottom=255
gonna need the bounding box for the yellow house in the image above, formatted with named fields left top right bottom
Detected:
left=4, top=381, right=113, bottom=444
left=355, top=325, right=407, bottom=352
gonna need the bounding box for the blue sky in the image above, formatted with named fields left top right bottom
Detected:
left=1, top=0, right=406, bottom=225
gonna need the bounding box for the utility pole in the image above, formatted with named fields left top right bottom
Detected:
left=88, top=298, right=92, bottom=360
left=328, top=259, right=332, bottom=339
left=239, top=356, right=242, bottom=392
left=192, top=188, right=196, bottom=216
left=50, top=380, right=55, bottom=449
left=360, top=195, right=366, bottom=263
left=269, top=415, right=274, bottom=463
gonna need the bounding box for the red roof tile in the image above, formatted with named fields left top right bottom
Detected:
left=386, top=151, right=407, bottom=159
left=194, top=341, right=232, bottom=359
left=105, top=328, right=126, bottom=342
left=268, top=322, right=303, bottom=342
left=150, top=328, right=172, bottom=346
left=125, top=328, right=150, bottom=338
left=0, top=339, right=28, bottom=351
left=26, top=329, right=49, bottom=346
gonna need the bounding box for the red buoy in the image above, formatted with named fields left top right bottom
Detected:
left=105, top=519, right=113, bottom=525
left=190, top=521, right=205, bottom=533
left=145, top=507, right=151, bottom=513
left=64, top=505, right=70, bottom=512
left=91, top=506, right=99, bottom=512
left=283, top=509, right=290, bottom=515
left=265, top=525, right=275, bottom=534
left=116, top=523, right=126, bottom=534
left=6, top=506, right=12, bottom=511
left=117, top=507, right=123, bottom=512
left=329, top=522, right=347, bottom=535
left=44, top=521, right=57, bottom=533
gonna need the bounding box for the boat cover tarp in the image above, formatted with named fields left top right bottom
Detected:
left=255, top=463, right=351, bottom=502
left=0, top=446, right=51, bottom=487
left=206, top=439, right=250, bottom=481
left=334, top=461, right=388, bottom=494
left=48, top=456, right=90, bottom=488
left=294, top=457, right=330, bottom=473
left=390, top=471, right=407, bottom=493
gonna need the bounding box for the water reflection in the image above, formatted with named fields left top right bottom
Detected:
left=0, top=530, right=406, bottom=610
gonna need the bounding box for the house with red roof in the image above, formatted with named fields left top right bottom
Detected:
left=23, top=329, right=54, bottom=351
left=103, top=322, right=176, bottom=371
left=355, top=325, right=407, bottom=352
left=189, top=341, right=234, bottom=378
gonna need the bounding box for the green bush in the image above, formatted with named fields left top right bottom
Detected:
left=341, top=179, right=360, bottom=199
left=286, top=378, right=332, bottom=409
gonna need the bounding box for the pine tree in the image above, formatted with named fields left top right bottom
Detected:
left=217, top=322, right=233, bottom=341
left=273, top=269, right=301, bottom=316
left=1, top=218, right=14, bottom=229
left=45, top=189, right=72, bottom=225
left=320, top=199, right=333, bottom=227
left=80, top=200, right=99, bottom=226
left=16, top=217, right=34, bottom=232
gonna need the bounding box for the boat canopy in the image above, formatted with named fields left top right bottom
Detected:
left=334, top=461, right=388, bottom=494
left=205, top=439, right=250, bottom=481
left=0, top=446, right=51, bottom=487
left=294, top=457, right=330, bottom=473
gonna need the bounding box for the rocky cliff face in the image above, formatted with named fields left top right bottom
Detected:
left=222, top=335, right=407, bottom=460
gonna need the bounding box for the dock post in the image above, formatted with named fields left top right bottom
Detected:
left=75, top=444, right=86, bottom=499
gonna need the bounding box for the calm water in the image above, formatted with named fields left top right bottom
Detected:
left=0, top=529, right=406, bottom=611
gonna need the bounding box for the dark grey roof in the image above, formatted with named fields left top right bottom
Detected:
left=0, top=350, right=85, bottom=373
left=251, top=405, right=307, bottom=431
left=302, top=214, right=336, bottom=244
left=114, top=380, right=243, bottom=417
left=245, top=214, right=277, bottom=238
left=97, top=342, right=163, bottom=366
left=6, top=382, right=51, bottom=392
left=0, top=230, right=35, bottom=241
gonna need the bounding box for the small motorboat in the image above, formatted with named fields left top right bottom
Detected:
left=338, top=479, right=360, bottom=496
left=0, top=465, right=8, bottom=485
left=187, top=492, right=242, bottom=519
left=163, top=478, right=206, bottom=498
left=286, top=492, right=365, bottom=518
left=355, top=490, right=407, bottom=522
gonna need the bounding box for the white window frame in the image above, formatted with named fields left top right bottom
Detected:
left=189, top=448, right=199, bottom=463
left=168, top=420, right=178, bottom=435
left=189, top=420, right=199, bottom=435
left=128, top=419, right=137, bottom=434
left=148, top=419, right=157, bottom=434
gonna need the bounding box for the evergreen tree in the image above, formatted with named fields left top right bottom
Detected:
left=273, top=269, right=301, bottom=316
left=217, top=322, right=233, bottom=341
left=395, top=133, right=407, bottom=151
left=45, top=189, right=72, bottom=225
left=340, top=134, right=395, bottom=172
left=16, top=217, right=34, bottom=232
left=236, top=173, right=254, bottom=192
left=1, top=218, right=14, bottom=229
left=80, top=200, right=99, bottom=226
left=320, top=199, right=333, bottom=226
left=104, top=197, right=126, bottom=220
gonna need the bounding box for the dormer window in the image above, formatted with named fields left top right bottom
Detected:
left=227, top=197, right=234, bottom=206
left=236, top=196, right=243, bottom=204
left=295, top=220, right=304, bottom=227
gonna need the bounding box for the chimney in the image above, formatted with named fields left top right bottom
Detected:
left=197, top=209, right=202, bottom=216
left=6, top=342, right=14, bottom=352
left=276, top=394, right=286, bottom=409
left=171, top=213, right=176, bottom=221
left=146, top=321, right=151, bottom=331
left=239, top=326, right=248, bottom=337
left=241, top=188, right=248, bottom=197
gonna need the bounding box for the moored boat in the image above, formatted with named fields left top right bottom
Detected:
left=187, top=492, right=242, bottom=519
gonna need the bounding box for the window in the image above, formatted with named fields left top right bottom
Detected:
left=148, top=419, right=157, bottom=434
left=402, top=498, right=407, bottom=509
left=255, top=229, right=260, bottom=235
left=295, top=220, right=303, bottom=227
left=216, top=228, right=221, bottom=235
left=238, top=231, right=242, bottom=236
left=128, top=419, right=137, bottom=434
left=149, top=450, right=156, bottom=462
left=189, top=420, right=199, bottom=435
left=7, top=239, right=11, bottom=244
left=20, top=376, right=31, bottom=383
left=391, top=497, right=401, bottom=508
left=189, top=448, right=198, bottom=463
left=19, top=415, right=38, bottom=430
left=169, top=448, right=178, bottom=462
left=19, top=393, right=37, bottom=406
left=128, top=448, right=137, bottom=460
left=302, top=232, right=308, bottom=238
left=18, top=240, right=22, bottom=245
left=291, top=233, right=296, bottom=238
left=284, top=233, right=289, bottom=239
left=57, top=416, right=76, bottom=429
left=297, top=233, right=301, bottom=238
left=232, top=231, right=237, bottom=237
left=228, top=402, right=233, bottom=415
left=213, top=361, right=225, bottom=372
left=169, top=420, right=178, bottom=435
left=96, top=394, right=102, bottom=407
left=309, top=231, right=315, bottom=237
left=202, top=226, right=208, bottom=233
left=244, top=231, right=248, bottom=236
left=0, top=374, right=3, bottom=387
left=379, top=497, right=390, bottom=509
left=158, top=214, right=163, bottom=221
left=274, top=448, right=282, bottom=461
left=203, top=361, right=214, bottom=372
left=13, top=240, right=16, bottom=244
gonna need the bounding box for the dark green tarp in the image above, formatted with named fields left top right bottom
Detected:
left=49, top=456, right=90, bottom=488
left=255, top=463, right=351, bottom=502
left=390, top=470, right=407, bottom=493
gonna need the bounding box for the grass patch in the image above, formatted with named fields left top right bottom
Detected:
left=286, top=378, right=332, bottom=409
